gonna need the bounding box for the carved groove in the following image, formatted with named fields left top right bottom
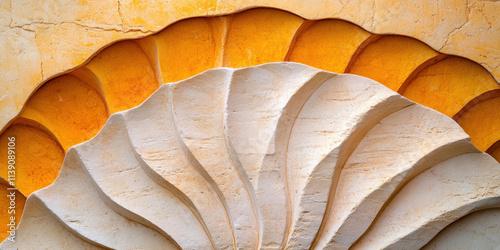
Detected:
left=3, top=63, right=500, bottom=249
left=1, top=9, right=498, bottom=210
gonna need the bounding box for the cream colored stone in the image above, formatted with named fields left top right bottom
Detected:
left=353, top=153, right=500, bottom=250
left=38, top=149, right=178, bottom=249
left=123, top=87, right=235, bottom=249
left=3, top=63, right=499, bottom=249
left=423, top=208, right=500, bottom=249
left=0, top=1, right=11, bottom=27
left=226, top=64, right=332, bottom=248
left=314, top=104, right=479, bottom=249
left=0, top=0, right=499, bottom=131
left=76, top=115, right=213, bottom=249
left=0, top=27, right=41, bottom=122
left=0, top=196, right=103, bottom=249
left=171, top=68, right=260, bottom=249
left=285, top=74, right=412, bottom=249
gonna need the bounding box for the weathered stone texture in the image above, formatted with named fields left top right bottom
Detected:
left=3, top=63, right=499, bottom=249
left=1, top=0, right=499, bottom=130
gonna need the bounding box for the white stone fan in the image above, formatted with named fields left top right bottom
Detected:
left=3, top=63, right=500, bottom=249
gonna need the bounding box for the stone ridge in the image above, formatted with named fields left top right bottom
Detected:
left=1, top=9, right=499, bottom=201
left=2, top=63, right=499, bottom=249
left=1, top=2, right=499, bottom=130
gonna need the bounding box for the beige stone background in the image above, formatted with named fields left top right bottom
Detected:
left=0, top=0, right=499, bottom=130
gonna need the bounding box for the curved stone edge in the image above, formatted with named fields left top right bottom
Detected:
left=423, top=208, right=500, bottom=249
left=1, top=1, right=499, bottom=130
left=2, top=62, right=499, bottom=249
left=313, top=104, right=480, bottom=249
left=352, top=152, right=500, bottom=249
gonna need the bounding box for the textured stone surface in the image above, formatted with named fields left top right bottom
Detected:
left=314, top=104, right=478, bottom=249
left=1, top=7, right=499, bottom=212
left=423, top=208, right=500, bottom=249
left=1, top=0, right=499, bottom=131
left=353, top=153, right=500, bottom=249
left=401, top=56, right=499, bottom=118
left=3, top=63, right=499, bottom=249
left=0, top=119, right=64, bottom=196
left=457, top=96, right=500, bottom=152
left=348, top=36, right=439, bottom=92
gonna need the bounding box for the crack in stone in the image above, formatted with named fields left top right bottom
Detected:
left=8, top=21, right=153, bottom=34
left=334, top=0, right=349, bottom=16
left=440, top=2, right=470, bottom=51
left=35, top=30, right=44, bottom=79
left=117, top=0, right=124, bottom=27
left=477, top=2, right=494, bottom=29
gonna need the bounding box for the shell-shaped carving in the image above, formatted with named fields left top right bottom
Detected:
left=3, top=63, right=500, bottom=249
left=1, top=8, right=499, bottom=211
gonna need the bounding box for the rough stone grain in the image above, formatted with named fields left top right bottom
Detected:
left=3, top=63, right=498, bottom=249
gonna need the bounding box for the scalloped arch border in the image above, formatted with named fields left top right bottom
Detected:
left=1, top=0, right=499, bottom=129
